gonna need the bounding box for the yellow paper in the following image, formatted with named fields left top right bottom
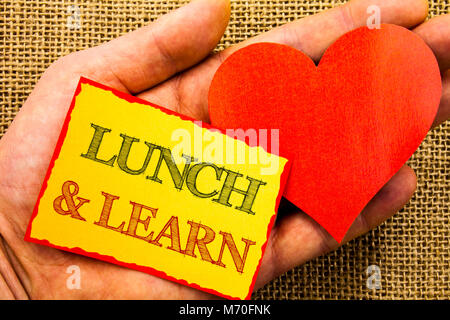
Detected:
left=26, top=78, right=289, bottom=299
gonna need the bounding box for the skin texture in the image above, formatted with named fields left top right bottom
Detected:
left=0, top=0, right=449, bottom=299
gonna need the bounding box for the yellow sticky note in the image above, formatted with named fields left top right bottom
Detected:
left=25, top=78, right=289, bottom=299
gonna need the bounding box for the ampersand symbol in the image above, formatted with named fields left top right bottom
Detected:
left=53, top=180, right=90, bottom=221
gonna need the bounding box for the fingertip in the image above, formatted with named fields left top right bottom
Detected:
left=366, top=165, right=417, bottom=225
left=433, top=70, right=450, bottom=128
left=388, top=0, right=428, bottom=27
left=401, top=165, right=418, bottom=198
left=220, top=0, right=232, bottom=21
left=217, top=0, right=232, bottom=38
left=191, top=0, right=231, bottom=50
left=204, top=0, right=231, bottom=24
left=341, top=165, right=417, bottom=244
left=418, top=0, right=430, bottom=23
left=398, top=0, right=428, bottom=27
left=380, top=165, right=417, bottom=208
left=197, top=0, right=231, bottom=28
left=414, top=14, right=450, bottom=71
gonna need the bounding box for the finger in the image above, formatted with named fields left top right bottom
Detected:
left=246, top=0, right=428, bottom=62
left=433, top=70, right=450, bottom=127
left=138, top=0, right=428, bottom=119
left=0, top=237, right=29, bottom=299
left=413, top=14, right=450, bottom=127
left=414, top=14, right=450, bottom=72
left=87, top=0, right=230, bottom=94
left=255, top=165, right=417, bottom=288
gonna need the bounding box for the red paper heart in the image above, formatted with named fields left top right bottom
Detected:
left=208, top=24, right=442, bottom=242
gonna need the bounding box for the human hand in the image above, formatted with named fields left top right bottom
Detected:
left=0, top=0, right=448, bottom=299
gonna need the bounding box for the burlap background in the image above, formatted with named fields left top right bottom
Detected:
left=0, top=0, right=448, bottom=299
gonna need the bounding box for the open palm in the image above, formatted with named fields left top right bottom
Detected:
left=0, top=0, right=449, bottom=299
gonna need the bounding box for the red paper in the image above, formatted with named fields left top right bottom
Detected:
left=208, top=24, right=442, bottom=242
